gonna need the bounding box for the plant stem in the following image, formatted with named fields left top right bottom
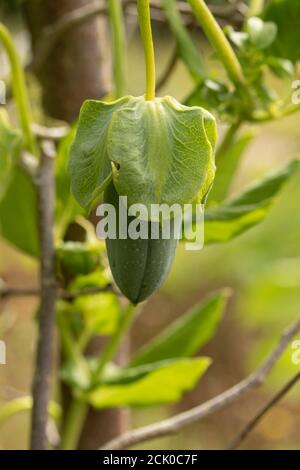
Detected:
left=137, top=0, right=156, bottom=100
left=186, top=0, right=245, bottom=87
left=0, top=23, right=38, bottom=155
left=60, top=303, right=136, bottom=450
left=108, top=0, right=126, bottom=98
left=57, top=315, right=90, bottom=451
left=93, top=303, right=137, bottom=379
left=215, top=120, right=242, bottom=164
left=247, top=0, right=264, bottom=18
left=60, top=399, right=88, bottom=450
left=100, top=316, right=300, bottom=450
left=228, top=371, right=300, bottom=450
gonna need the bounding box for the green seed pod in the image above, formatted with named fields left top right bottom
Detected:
left=104, top=182, right=178, bottom=304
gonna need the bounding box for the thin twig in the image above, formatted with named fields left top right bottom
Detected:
left=61, top=284, right=121, bottom=300
left=0, top=286, right=40, bottom=299
left=32, top=123, right=70, bottom=141
left=100, top=317, right=300, bottom=449
left=0, top=284, right=122, bottom=301
left=228, top=371, right=300, bottom=450
left=126, top=1, right=244, bottom=26
left=0, top=283, right=120, bottom=302
left=30, top=141, right=57, bottom=450
left=20, top=150, right=39, bottom=180
left=156, top=46, right=178, bottom=93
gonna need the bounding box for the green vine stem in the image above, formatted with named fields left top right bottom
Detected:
left=108, top=0, right=126, bottom=98
left=137, top=0, right=156, bottom=100
left=215, top=120, right=242, bottom=164
left=0, top=23, right=38, bottom=155
left=248, top=0, right=265, bottom=18
left=60, top=303, right=137, bottom=450
left=60, top=399, right=88, bottom=450
left=186, top=0, right=245, bottom=87
left=93, top=303, right=137, bottom=379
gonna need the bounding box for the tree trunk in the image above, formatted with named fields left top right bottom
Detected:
left=25, top=0, right=127, bottom=449
left=25, top=0, right=110, bottom=122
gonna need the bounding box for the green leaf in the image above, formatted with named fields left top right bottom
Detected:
left=184, top=80, right=241, bottom=123
left=247, top=17, right=277, bottom=50
left=264, top=0, right=300, bottom=63
left=0, top=397, right=61, bottom=428
left=69, top=96, right=132, bottom=209
left=68, top=269, right=109, bottom=291
left=55, top=127, right=84, bottom=239
left=88, top=357, right=211, bottom=408
left=204, top=159, right=300, bottom=244
left=73, top=293, right=120, bottom=336
left=56, top=241, right=102, bottom=278
left=161, top=0, right=206, bottom=81
left=0, top=110, right=22, bottom=202
left=68, top=271, right=120, bottom=336
left=60, top=358, right=92, bottom=391
left=130, top=290, right=229, bottom=366
left=69, top=96, right=217, bottom=213
left=109, top=96, right=217, bottom=212
left=229, top=159, right=300, bottom=206
left=266, top=57, right=294, bottom=78
left=227, top=30, right=249, bottom=49
left=0, top=166, right=39, bottom=257
left=209, top=131, right=254, bottom=204
left=205, top=201, right=272, bottom=244
left=100, top=360, right=178, bottom=386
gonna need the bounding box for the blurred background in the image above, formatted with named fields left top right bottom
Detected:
left=0, top=0, right=300, bottom=450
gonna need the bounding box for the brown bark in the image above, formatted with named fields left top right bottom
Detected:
left=25, top=0, right=126, bottom=449
left=25, top=0, right=110, bottom=123
left=30, top=141, right=57, bottom=450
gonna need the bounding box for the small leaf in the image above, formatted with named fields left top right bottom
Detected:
left=68, top=269, right=109, bottom=291
left=204, top=159, right=300, bottom=244
left=100, top=360, right=178, bottom=386
left=0, top=166, right=39, bottom=257
left=130, top=290, right=229, bottom=366
left=0, top=110, right=22, bottom=202
left=69, top=96, right=133, bottom=209
left=88, top=358, right=211, bottom=408
left=109, top=96, right=217, bottom=212
left=247, top=17, right=277, bottom=50
left=205, top=201, right=271, bottom=244
left=264, top=0, right=300, bottom=63
left=229, top=159, right=299, bottom=206
left=0, top=110, right=38, bottom=257
left=0, top=397, right=61, bottom=427
left=60, top=359, right=92, bottom=391
left=227, top=29, right=249, bottom=49
left=185, top=80, right=241, bottom=123
left=73, top=293, right=120, bottom=336
left=266, top=57, right=294, bottom=78
left=68, top=271, right=120, bottom=336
